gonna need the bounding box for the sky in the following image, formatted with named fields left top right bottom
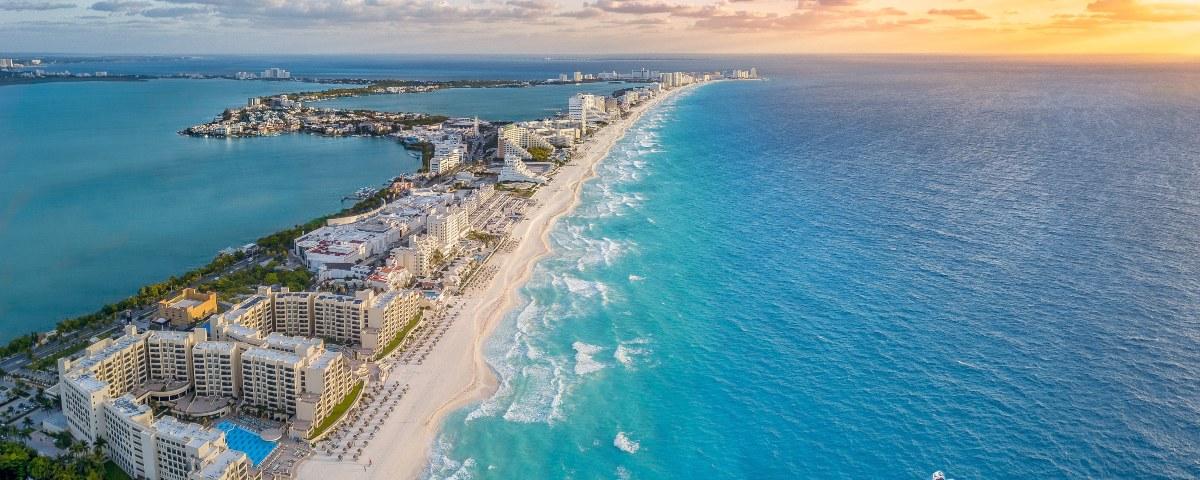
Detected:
left=1, top=0, right=1199, bottom=54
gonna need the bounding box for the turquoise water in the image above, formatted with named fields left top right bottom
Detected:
left=215, top=420, right=278, bottom=466
left=428, top=61, right=1200, bottom=478
left=315, top=82, right=631, bottom=121
left=0, top=79, right=419, bottom=340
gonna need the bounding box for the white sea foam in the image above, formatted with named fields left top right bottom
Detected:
left=614, top=338, right=649, bottom=368
left=467, top=301, right=544, bottom=422
left=628, top=274, right=644, bottom=282
left=574, top=236, right=629, bottom=271
left=573, top=341, right=606, bottom=375
left=425, top=438, right=476, bottom=480
left=614, top=345, right=635, bottom=367
left=558, top=275, right=612, bottom=304
left=501, top=361, right=565, bottom=423
left=613, top=432, right=641, bottom=454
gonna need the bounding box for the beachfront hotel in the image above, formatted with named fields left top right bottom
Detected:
left=212, top=286, right=422, bottom=359
left=497, top=124, right=553, bottom=184
left=55, top=320, right=357, bottom=478
left=56, top=325, right=259, bottom=479
left=103, top=395, right=253, bottom=480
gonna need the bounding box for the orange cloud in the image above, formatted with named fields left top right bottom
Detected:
left=1085, top=0, right=1200, bottom=22
left=927, top=8, right=989, bottom=20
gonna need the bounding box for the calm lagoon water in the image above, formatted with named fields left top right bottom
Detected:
left=0, top=79, right=419, bottom=339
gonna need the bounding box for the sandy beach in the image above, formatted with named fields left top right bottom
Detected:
left=296, top=81, right=699, bottom=480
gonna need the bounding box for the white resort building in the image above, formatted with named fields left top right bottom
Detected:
left=497, top=124, right=552, bottom=184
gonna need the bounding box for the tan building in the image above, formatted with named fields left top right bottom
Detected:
left=294, top=350, right=353, bottom=438
left=191, top=341, right=242, bottom=399
left=215, top=287, right=422, bottom=358
left=144, top=329, right=206, bottom=402
left=158, top=288, right=218, bottom=327
left=239, top=333, right=354, bottom=437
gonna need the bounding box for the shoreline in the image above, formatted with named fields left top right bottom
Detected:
left=296, top=80, right=704, bottom=480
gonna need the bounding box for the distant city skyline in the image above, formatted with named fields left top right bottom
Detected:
left=1, top=0, right=1198, bottom=55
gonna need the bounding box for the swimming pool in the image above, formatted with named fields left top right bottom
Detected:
left=215, top=420, right=277, bottom=467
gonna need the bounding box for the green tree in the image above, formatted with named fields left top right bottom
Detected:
left=29, top=456, right=53, bottom=479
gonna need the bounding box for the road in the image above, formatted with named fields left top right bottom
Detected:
left=0, top=252, right=268, bottom=376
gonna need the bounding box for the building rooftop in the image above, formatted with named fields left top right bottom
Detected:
left=148, top=330, right=195, bottom=342
left=194, top=341, right=238, bottom=354
left=66, top=372, right=108, bottom=394
left=309, top=351, right=343, bottom=371
left=73, top=331, right=146, bottom=373
left=264, top=332, right=322, bottom=355
left=223, top=324, right=264, bottom=345
left=108, top=394, right=152, bottom=419
left=193, top=450, right=249, bottom=479
left=169, top=298, right=204, bottom=309
left=154, top=416, right=224, bottom=450
left=242, top=346, right=304, bottom=366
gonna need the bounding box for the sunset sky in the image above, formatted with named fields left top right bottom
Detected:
left=1, top=0, right=1199, bottom=54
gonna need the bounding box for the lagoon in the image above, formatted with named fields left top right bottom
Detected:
left=0, top=79, right=419, bottom=341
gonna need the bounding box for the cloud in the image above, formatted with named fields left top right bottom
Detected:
left=556, top=6, right=602, bottom=17
left=927, top=8, right=988, bottom=20
left=89, top=0, right=151, bottom=13
left=604, top=16, right=669, bottom=25
left=113, top=0, right=566, bottom=25
left=686, top=2, right=915, bottom=32
left=0, top=0, right=75, bottom=10
left=1039, top=0, right=1200, bottom=30
left=589, top=0, right=677, bottom=14
left=506, top=0, right=555, bottom=11
left=1085, top=0, right=1200, bottom=21
left=797, top=0, right=859, bottom=7
left=140, top=5, right=207, bottom=17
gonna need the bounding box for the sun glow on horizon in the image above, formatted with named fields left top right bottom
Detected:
left=1, top=0, right=1199, bottom=54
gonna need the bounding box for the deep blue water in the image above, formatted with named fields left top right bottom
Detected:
left=0, top=79, right=420, bottom=339
left=428, top=60, right=1200, bottom=479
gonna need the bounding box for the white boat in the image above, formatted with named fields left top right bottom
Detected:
left=932, top=471, right=945, bottom=480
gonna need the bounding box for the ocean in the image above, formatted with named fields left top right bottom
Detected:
left=426, top=58, right=1200, bottom=479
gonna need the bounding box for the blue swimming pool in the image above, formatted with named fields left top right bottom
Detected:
left=215, top=420, right=277, bottom=467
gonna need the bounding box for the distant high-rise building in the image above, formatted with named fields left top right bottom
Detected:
left=262, top=67, right=290, bottom=79
left=572, top=71, right=583, bottom=82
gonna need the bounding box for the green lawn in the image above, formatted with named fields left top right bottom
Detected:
left=374, top=312, right=424, bottom=361
left=308, top=380, right=364, bottom=440
left=104, top=461, right=133, bottom=480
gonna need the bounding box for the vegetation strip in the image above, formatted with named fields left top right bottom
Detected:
left=308, top=380, right=365, bottom=441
